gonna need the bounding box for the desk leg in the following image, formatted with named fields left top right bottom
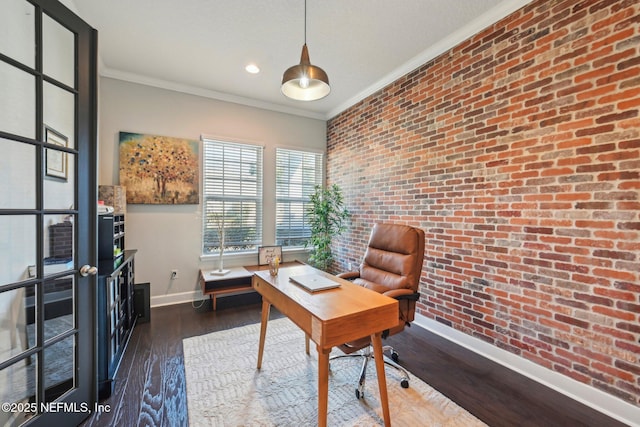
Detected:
left=305, top=334, right=310, bottom=355
left=317, top=346, right=331, bottom=427
left=256, top=300, right=271, bottom=370
left=372, top=332, right=391, bottom=426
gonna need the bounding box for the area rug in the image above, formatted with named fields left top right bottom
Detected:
left=183, top=318, right=487, bottom=427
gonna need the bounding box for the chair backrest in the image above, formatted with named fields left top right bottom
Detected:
left=355, top=223, right=425, bottom=294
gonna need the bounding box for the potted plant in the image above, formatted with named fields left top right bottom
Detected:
left=306, top=184, right=350, bottom=272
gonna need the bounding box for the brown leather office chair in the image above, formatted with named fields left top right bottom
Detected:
left=333, top=223, right=425, bottom=399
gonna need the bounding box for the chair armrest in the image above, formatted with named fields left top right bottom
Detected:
left=382, top=289, right=420, bottom=333
left=337, top=271, right=360, bottom=281
left=383, top=289, right=419, bottom=301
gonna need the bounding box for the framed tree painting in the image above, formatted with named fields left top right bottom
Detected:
left=119, top=132, right=199, bottom=204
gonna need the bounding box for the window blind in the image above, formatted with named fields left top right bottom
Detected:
left=202, top=139, right=263, bottom=254
left=275, top=148, right=323, bottom=247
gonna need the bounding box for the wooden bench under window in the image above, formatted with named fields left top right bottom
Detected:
left=199, top=261, right=302, bottom=310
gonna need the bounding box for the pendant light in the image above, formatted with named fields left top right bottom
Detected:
left=281, top=0, right=330, bottom=101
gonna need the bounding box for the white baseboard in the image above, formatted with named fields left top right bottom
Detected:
left=150, top=288, right=253, bottom=308
left=413, top=313, right=640, bottom=427
left=150, top=290, right=206, bottom=308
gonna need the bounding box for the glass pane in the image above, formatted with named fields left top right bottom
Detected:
left=0, top=357, right=37, bottom=426
left=0, top=215, right=37, bottom=287
left=0, top=61, right=35, bottom=139
left=43, top=334, right=74, bottom=400
left=0, top=285, right=35, bottom=362
left=0, top=138, right=36, bottom=209
left=43, top=275, right=74, bottom=342
left=44, top=148, right=75, bottom=210
left=0, top=0, right=35, bottom=68
left=44, top=215, right=74, bottom=277
left=43, top=82, right=75, bottom=150
left=42, top=13, right=75, bottom=88
left=24, top=284, right=37, bottom=353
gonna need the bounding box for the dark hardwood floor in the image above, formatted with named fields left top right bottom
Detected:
left=81, top=294, right=629, bottom=427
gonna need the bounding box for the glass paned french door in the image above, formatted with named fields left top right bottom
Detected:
left=0, top=1, right=97, bottom=426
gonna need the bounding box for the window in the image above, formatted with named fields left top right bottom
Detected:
left=202, top=139, right=263, bottom=255
left=275, top=148, right=323, bottom=247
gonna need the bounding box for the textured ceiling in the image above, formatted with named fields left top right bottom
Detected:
left=69, top=0, right=531, bottom=119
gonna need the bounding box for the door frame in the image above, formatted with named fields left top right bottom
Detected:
left=0, top=1, right=98, bottom=425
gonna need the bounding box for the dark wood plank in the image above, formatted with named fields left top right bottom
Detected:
left=386, top=324, right=629, bottom=427
left=81, top=295, right=628, bottom=427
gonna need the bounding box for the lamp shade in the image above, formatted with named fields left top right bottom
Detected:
left=281, top=44, right=330, bottom=101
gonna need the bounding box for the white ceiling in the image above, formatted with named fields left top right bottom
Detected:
left=69, top=0, right=531, bottom=120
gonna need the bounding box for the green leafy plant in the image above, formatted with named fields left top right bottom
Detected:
left=306, top=184, right=350, bottom=271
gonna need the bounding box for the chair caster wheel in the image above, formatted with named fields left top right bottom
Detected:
left=391, top=351, right=399, bottom=362
left=401, top=379, right=409, bottom=389
left=355, top=389, right=363, bottom=399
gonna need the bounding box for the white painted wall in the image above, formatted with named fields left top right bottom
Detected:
left=98, top=78, right=326, bottom=306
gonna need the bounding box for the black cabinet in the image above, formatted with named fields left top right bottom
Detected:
left=98, top=213, right=125, bottom=260
left=97, top=249, right=137, bottom=398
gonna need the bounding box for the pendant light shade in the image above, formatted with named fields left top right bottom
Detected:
left=281, top=1, right=330, bottom=101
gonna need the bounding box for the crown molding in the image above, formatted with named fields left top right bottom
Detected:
left=326, top=0, right=533, bottom=120
left=99, top=67, right=327, bottom=121
left=97, top=0, right=533, bottom=122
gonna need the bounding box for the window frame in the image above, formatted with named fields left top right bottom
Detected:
left=275, top=147, right=324, bottom=249
left=201, top=137, right=264, bottom=256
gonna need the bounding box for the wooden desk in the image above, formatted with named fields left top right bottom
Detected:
left=252, top=263, right=398, bottom=427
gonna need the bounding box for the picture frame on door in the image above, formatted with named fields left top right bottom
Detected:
left=45, top=126, right=68, bottom=181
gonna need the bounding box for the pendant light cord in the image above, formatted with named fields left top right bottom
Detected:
left=304, top=0, right=307, bottom=45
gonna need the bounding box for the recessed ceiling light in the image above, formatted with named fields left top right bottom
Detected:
left=245, top=64, right=260, bottom=74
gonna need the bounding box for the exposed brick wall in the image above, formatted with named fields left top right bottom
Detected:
left=327, top=0, right=640, bottom=407
left=49, top=221, right=73, bottom=259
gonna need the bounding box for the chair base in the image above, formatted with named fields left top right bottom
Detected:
left=331, top=345, right=410, bottom=399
